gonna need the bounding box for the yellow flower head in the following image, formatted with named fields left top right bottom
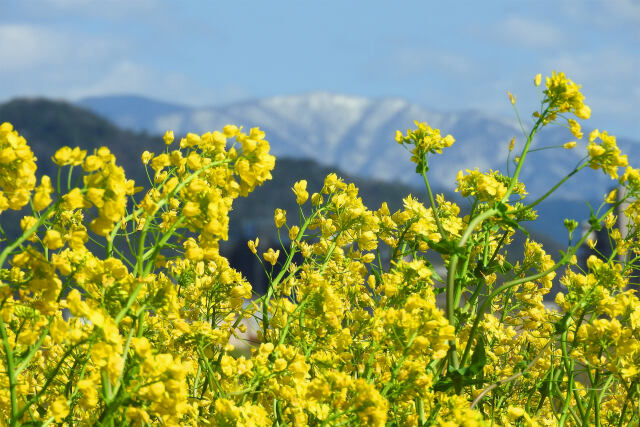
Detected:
left=141, top=150, right=154, bottom=165
left=248, top=237, right=259, bottom=254
left=456, top=168, right=509, bottom=203
left=274, top=208, right=287, bottom=228
left=52, top=146, right=87, bottom=166
left=396, top=121, right=455, bottom=164
left=544, top=71, right=591, bottom=119
left=568, top=119, right=583, bottom=139
left=163, top=130, right=175, bottom=145
left=263, top=248, right=280, bottom=266
left=587, top=130, right=628, bottom=179
left=292, top=180, right=309, bottom=205
left=534, top=73, right=542, bottom=87
left=49, top=395, right=70, bottom=422
left=43, top=229, right=64, bottom=250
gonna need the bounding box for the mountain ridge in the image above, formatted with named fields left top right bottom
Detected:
left=78, top=92, right=640, bottom=204
left=0, top=97, right=582, bottom=293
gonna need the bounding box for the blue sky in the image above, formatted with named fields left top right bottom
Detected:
left=1, top=0, right=639, bottom=138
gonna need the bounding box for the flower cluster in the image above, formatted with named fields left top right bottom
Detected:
left=455, top=169, right=509, bottom=203
left=0, top=122, right=37, bottom=213
left=1, top=71, right=639, bottom=426
left=543, top=70, right=591, bottom=120
left=587, top=129, right=628, bottom=179
left=396, top=121, right=455, bottom=165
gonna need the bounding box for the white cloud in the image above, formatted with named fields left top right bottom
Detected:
left=494, top=17, right=565, bottom=48
left=542, top=50, right=640, bottom=137
left=0, top=22, right=246, bottom=107
left=64, top=61, right=153, bottom=98
left=604, top=0, right=640, bottom=23
left=560, top=0, right=640, bottom=30
left=388, top=46, right=475, bottom=78
left=41, top=0, right=160, bottom=16
left=61, top=60, right=247, bottom=107
left=545, top=50, right=639, bottom=83
left=0, top=24, right=122, bottom=73
left=0, top=24, right=67, bottom=71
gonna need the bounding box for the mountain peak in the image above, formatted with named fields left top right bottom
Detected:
left=71, top=93, right=640, bottom=206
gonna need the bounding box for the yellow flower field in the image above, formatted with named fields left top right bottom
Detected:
left=0, top=72, right=639, bottom=426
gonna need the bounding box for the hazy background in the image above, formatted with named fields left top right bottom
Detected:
left=1, top=0, right=638, bottom=139
left=2, top=0, right=639, bottom=295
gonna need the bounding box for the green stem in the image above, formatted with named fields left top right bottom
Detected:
left=502, top=108, right=548, bottom=201
left=0, top=314, right=18, bottom=425
left=259, top=205, right=326, bottom=337
left=445, top=208, right=499, bottom=369
left=511, top=162, right=588, bottom=215
left=421, top=161, right=445, bottom=239
left=460, top=204, right=615, bottom=368
left=0, top=201, right=58, bottom=269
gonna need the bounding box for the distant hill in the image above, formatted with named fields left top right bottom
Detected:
left=0, top=97, right=446, bottom=225
left=0, top=97, right=567, bottom=295
left=77, top=93, right=640, bottom=205
left=0, top=98, right=160, bottom=182
left=78, top=95, right=191, bottom=134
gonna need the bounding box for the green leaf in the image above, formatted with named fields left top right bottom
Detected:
left=467, top=338, right=487, bottom=377
left=433, top=342, right=488, bottom=393
left=554, top=312, right=571, bottom=334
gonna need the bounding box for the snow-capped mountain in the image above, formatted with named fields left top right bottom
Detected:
left=78, top=93, right=640, bottom=203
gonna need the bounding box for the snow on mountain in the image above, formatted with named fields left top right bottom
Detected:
left=78, top=93, right=640, bottom=203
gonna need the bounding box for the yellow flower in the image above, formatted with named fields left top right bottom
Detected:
left=293, top=180, right=309, bottom=205
left=396, top=121, right=455, bottom=161
left=62, top=188, right=88, bottom=210
left=248, top=237, right=259, bottom=254
left=395, top=130, right=403, bottom=143
left=49, top=395, right=70, bottom=422
left=131, top=337, right=152, bottom=358
left=544, top=71, right=591, bottom=119
left=141, top=150, right=154, bottom=165
left=83, top=154, right=103, bottom=172
left=361, top=253, right=375, bottom=263
left=223, top=124, right=239, bottom=137
left=563, top=141, right=577, bottom=149
left=274, top=208, right=287, bottom=228
left=568, top=119, right=583, bottom=139
left=273, top=358, right=287, bottom=372
left=20, top=215, right=37, bottom=233
left=50, top=317, right=69, bottom=344
left=163, top=130, right=175, bottom=145
left=182, top=201, right=201, bottom=217
left=456, top=168, right=508, bottom=202
left=587, top=130, right=628, bottom=179
left=181, top=132, right=201, bottom=148
left=151, top=153, right=170, bottom=172
left=263, top=248, right=280, bottom=266
left=508, top=91, right=516, bottom=105
left=507, top=406, right=525, bottom=419
left=52, top=146, right=87, bottom=166
left=43, top=229, right=64, bottom=250
left=534, top=73, right=542, bottom=87
left=126, top=407, right=152, bottom=425
left=288, top=225, right=300, bottom=241
left=33, top=175, right=53, bottom=211
left=184, top=241, right=204, bottom=261
left=77, top=379, right=99, bottom=410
